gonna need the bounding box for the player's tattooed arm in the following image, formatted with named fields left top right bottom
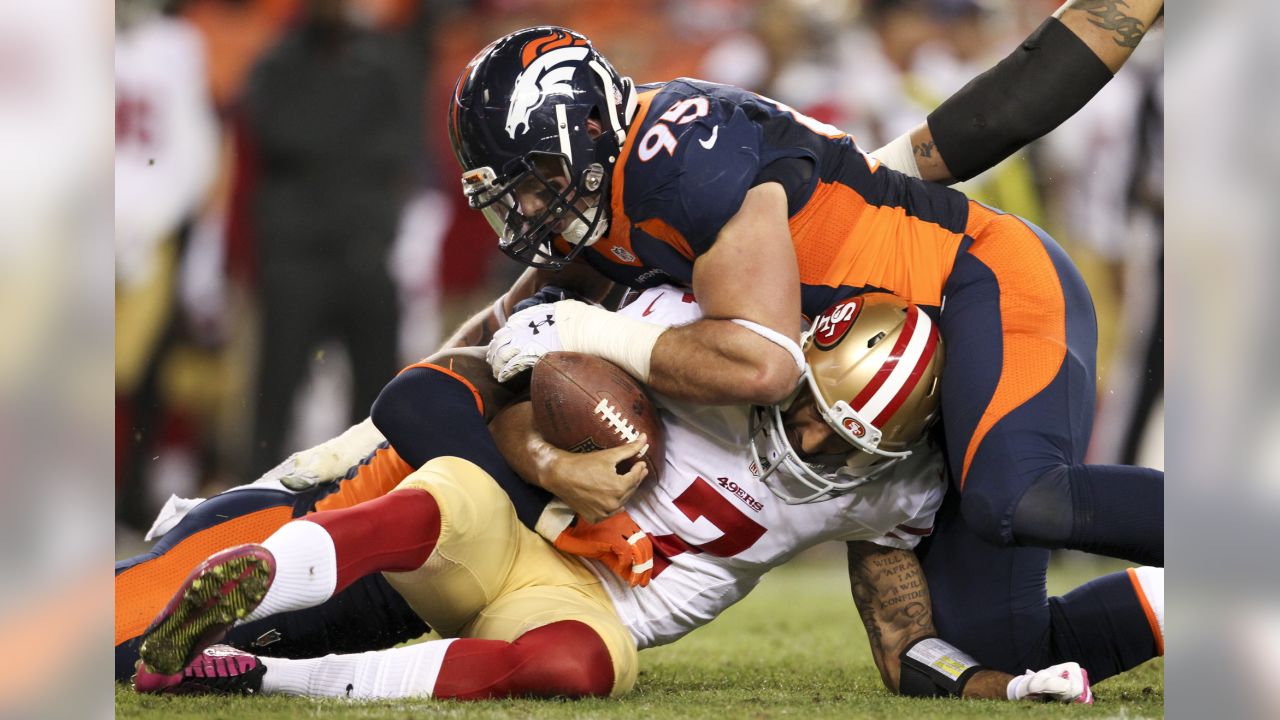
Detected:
left=845, top=542, right=1017, bottom=699
left=846, top=542, right=935, bottom=691
left=1057, top=0, right=1164, bottom=70
left=904, top=0, right=1162, bottom=184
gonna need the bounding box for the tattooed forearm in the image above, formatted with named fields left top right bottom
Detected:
left=847, top=543, right=936, bottom=691
left=1068, top=0, right=1147, bottom=49
left=912, top=141, right=936, bottom=159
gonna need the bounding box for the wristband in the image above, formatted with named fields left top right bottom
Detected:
left=534, top=499, right=575, bottom=543
left=556, top=300, right=667, bottom=382
left=869, top=133, right=922, bottom=179
left=898, top=637, right=986, bottom=697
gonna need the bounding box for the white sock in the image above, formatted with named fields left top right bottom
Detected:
left=260, top=639, right=458, bottom=698
left=242, top=520, right=338, bottom=623
left=1129, top=566, right=1165, bottom=650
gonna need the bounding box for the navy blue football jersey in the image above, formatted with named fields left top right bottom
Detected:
left=584, top=78, right=972, bottom=318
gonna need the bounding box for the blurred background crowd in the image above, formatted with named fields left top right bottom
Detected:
left=114, top=0, right=1164, bottom=537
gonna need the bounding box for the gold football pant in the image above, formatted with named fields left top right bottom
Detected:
left=387, top=456, right=638, bottom=696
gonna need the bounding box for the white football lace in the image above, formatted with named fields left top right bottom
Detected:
left=594, top=398, right=639, bottom=442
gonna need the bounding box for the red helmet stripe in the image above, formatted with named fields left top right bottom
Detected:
left=871, top=317, right=939, bottom=427
left=849, top=304, right=918, bottom=409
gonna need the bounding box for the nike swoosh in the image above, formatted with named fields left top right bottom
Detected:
left=698, top=125, right=719, bottom=150
left=642, top=296, right=661, bottom=316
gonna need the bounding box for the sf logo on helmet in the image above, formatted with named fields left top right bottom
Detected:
left=812, top=299, right=862, bottom=350
left=505, top=32, right=590, bottom=139
left=842, top=417, right=867, bottom=438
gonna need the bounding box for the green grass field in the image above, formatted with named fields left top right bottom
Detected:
left=115, top=550, right=1162, bottom=719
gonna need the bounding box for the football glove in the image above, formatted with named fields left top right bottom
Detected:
left=253, top=418, right=386, bottom=491
left=552, top=511, right=654, bottom=588
left=487, top=301, right=576, bottom=382
left=1007, top=662, right=1093, bottom=704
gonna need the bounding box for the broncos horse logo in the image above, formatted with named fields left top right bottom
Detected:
left=505, top=31, right=590, bottom=139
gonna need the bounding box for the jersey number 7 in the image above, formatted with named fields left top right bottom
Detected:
left=650, top=476, right=766, bottom=577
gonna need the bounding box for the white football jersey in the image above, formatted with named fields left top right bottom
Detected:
left=115, top=16, right=219, bottom=288
left=584, top=286, right=946, bottom=649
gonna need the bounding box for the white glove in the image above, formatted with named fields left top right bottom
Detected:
left=254, top=451, right=331, bottom=491
left=487, top=301, right=572, bottom=382
left=251, top=418, right=387, bottom=491
left=1006, top=662, right=1093, bottom=704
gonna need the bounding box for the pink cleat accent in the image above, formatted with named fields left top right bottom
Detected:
left=134, top=544, right=275, bottom=685
left=1074, top=668, right=1094, bottom=705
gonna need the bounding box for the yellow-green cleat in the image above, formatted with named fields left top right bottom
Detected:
left=134, top=544, right=276, bottom=686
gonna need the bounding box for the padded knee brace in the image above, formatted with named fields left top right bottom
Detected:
left=958, top=466, right=1073, bottom=548
left=1009, top=465, right=1163, bottom=565
left=1010, top=468, right=1075, bottom=548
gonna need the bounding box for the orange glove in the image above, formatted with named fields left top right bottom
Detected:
left=552, top=511, right=653, bottom=587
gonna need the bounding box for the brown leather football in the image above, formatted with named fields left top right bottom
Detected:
left=530, top=352, right=664, bottom=478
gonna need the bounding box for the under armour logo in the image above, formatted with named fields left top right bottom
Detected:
left=528, top=314, right=555, bottom=334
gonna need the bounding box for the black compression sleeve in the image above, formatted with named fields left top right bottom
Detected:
left=926, top=17, right=1114, bottom=181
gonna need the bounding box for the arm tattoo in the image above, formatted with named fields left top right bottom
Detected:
left=912, top=141, right=936, bottom=159
left=847, top=543, right=935, bottom=690
left=1070, top=0, right=1147, bottom=49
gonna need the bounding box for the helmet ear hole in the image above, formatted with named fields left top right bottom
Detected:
left=585, top=109, right=604, bottom=140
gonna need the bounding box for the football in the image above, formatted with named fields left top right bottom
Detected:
left=530, top=352, right=665, bottom=478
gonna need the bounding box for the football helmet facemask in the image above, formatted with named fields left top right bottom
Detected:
left=449, top=27, right=637, bottom=269
left=749, top=293, right=945, bottom=504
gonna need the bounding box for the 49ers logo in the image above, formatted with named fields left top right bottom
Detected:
left=842, top=417, right=867, bottom=438
left=811, top=299, right=862, bottom=350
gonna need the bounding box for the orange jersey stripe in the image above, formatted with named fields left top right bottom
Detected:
left=1127, top=567, right=1165, bottom=655
left=636, top=217, right=694, bottom=261
left=313, top=445, right=414, bottom=512
left=114, top=505, right=294, bottom=646
left=602, top=90, right=661, bottom=264
left=959, top=202, right=1067, bottom=487
left=788, top=181, right=963, bottom=308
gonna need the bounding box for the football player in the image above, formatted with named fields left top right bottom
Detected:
left=125, top=289, right=1155, bottom=704
left=457, top=18, right=1162, bottom=588
left=116, top=0, right=1167, bottom=692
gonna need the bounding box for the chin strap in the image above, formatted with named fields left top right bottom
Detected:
left=620, top=76, right=638, bottom=126
left=587, top=62, right=638, bottom=153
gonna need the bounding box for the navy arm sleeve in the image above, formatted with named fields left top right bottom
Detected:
left=371, top=367, right=553, bottom=530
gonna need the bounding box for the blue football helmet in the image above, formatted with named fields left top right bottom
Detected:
left=448, top=27, right=637, bottom=269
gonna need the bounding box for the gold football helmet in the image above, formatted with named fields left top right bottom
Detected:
left=749, top=293, right=945, bottom=504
